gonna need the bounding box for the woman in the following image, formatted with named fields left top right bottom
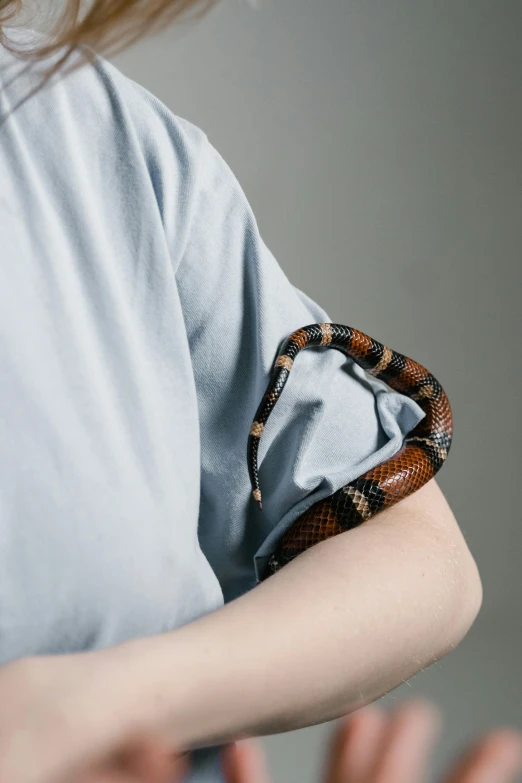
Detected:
left=0, top=6, right=482, bottom=783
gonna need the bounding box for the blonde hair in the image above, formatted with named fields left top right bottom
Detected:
left=0, top=0, right=219, bottom=118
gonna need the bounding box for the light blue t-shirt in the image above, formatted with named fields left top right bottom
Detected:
left=0, top=25, right=425, bottom=782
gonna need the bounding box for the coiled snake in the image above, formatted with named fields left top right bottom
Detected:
left=247, top=323, right=453, bottom=581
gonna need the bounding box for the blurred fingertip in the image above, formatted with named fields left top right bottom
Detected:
left=397, top=698, right=442, bottom=723
left=343, top=703, right=385, bottom=726
left=482, top=728, right=522, bottom=756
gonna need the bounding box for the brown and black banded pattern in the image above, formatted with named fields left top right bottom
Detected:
left=247, top=323, right=453, bottom=582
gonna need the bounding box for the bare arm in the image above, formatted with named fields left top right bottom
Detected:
left=98, top=478, right=482, bottom=750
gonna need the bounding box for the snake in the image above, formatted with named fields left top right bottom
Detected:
left=247, top=323, right=453, bottom=582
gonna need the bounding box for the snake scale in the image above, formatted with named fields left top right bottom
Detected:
left=247, top=323, right=453, bottom=581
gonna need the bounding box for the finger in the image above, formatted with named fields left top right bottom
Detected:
left=221, top=740, right=272, bottom=783
left=107, top=735, right=189, bottom=783
left=73, top=745, right=189, bottom=783
left=366, top=699, right=442, bottom=783
left=125, top=739, right=188, bottom=783
left=320, top=705, right=388, bottom=783
left=443, top=728, right=522, bottom=783
left=72, top=770, right=141, bottom=783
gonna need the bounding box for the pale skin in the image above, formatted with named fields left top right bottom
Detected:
left=0, top=479, right=483, bottom=783
left=223, top=702, right=522, bottom=783
left=89, top=699, right=522, bottom=783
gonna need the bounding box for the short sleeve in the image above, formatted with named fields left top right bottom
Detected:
left=175, top=134, right=426, bottom=603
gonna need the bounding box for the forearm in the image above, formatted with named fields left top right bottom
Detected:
left=99, top=481, right=482, bottom=751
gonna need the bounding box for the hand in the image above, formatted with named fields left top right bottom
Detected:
left=0, top=655, right=188, bottom=783
left=221, top=699, right=522, bottom=783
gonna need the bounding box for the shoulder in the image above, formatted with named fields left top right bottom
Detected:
left=1, top=25, right=211, bottom=168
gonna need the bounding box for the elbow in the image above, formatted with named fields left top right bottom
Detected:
left=379, top=477, right=483, bottom=656
left=448, top=542, right=483, bottom=650
left=418, top=479, right=483, bottom=654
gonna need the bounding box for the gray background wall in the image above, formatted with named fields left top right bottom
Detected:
left=30, top=0, right=521, bottom=780
left=107, top=1, right=522, bottom=781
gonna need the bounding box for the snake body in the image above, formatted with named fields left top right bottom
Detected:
left=247, top=323, right=453, bottom=581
